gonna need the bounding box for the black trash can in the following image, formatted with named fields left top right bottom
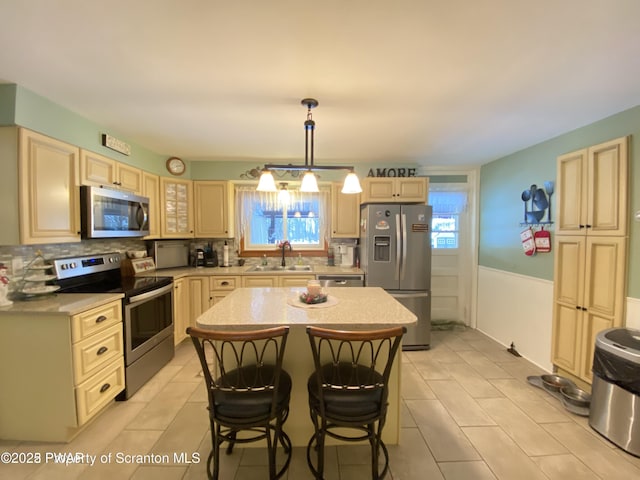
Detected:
left=589, top=327, right=640, bottom=457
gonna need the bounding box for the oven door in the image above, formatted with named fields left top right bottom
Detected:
left=124, top=282, right=174, bottom=365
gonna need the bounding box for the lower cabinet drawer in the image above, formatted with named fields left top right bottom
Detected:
left=75, top=357, right=125, bottom=425
left=71, top=300, right=122, bottom=342
left=72, top=323, right=124, bottom=384
left=211, top=276, right=239, bottom=290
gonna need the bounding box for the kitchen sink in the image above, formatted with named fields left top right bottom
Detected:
left=247, top=265, right=312, bottom=272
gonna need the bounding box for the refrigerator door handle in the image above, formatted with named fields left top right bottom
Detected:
left=401, top=213, right=408, bottom=281
left=395, top=213, right=401, bottom=281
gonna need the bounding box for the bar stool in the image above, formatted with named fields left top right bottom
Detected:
left=187, top=326, right=292, bottom=480
left=305, top=325, right=406, bottom=480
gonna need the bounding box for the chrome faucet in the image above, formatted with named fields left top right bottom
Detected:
left=280, top=241, right=292, bottom=267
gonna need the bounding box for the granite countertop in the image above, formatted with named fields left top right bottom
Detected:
left=195, top=287, right=415, bottom=329
left=0, top=293, right=124, bottom=316
left=152, top=265, right=364, bottom=279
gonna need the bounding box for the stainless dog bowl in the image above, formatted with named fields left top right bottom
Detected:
left=541, top=374, right=573, bottom=392
left=560, top=386, right=591, bottom=408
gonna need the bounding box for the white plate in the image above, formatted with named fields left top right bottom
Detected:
left=23, top=274, right=57, bottom=282
left=27, top=263, right=53, bottom=270
left=21, top=285, right=60, bottom=295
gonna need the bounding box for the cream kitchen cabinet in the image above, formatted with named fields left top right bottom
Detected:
left=552, top=236, right=627, bottom=385
left=210, top=275, right=239, bottom=305
left=279, top=275, right=315, bottom=287
left=242, top=275, right=278, bottom=287
left=556, top=137, right=628, bottom=236
left=142, top=171, right=161, bottom=238
left=173, top=278, right=189, bottom=345
left=160, top=177, right=194, bottom=238
left=80, top=149, right=143, bottom=194
left=331, top=183, right=360, bottom=238
left=241, top=275, right=314, bottom=288
left=360, top=177, right=428, bottom=204
left=0, top=298, right=124, bottom=442
left=552, top=136, right=629, bottom=387
left=194, top=181, right=235, bottom=238
left=174, top=276, right=209, bottom=345
left=188, top=275, right=211, bottom=324
left=0, top=127, right=81, bottom=245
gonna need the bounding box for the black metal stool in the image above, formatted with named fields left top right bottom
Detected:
left=187, top=326, right=292, bottom=480
left=305, top=325, right=405, bottom=479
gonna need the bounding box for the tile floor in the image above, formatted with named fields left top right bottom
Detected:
left=2, top=327, right=640, bottom=479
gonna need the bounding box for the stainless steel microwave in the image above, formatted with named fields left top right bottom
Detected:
left=80, top=186, right=150, bottom=238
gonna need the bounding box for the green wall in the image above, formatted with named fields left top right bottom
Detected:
left=0, top=84, right=170, bottom=176
left=0, top=84, right=16, bottom=125
left=479, top=106, right=640, bottom=297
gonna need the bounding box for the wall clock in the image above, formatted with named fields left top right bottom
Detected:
left=166, top=157, right=185, bottom=176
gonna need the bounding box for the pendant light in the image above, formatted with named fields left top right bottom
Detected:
left=278, top=182, right=290, bottom=204
left=257, top=98, right=362, bottom=194
left=256, top=168, right=277, bottom=192
left=341, top=170, right=362, bottom=194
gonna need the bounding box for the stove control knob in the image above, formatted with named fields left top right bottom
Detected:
left=70, top=262, right=77, bottom=269
left=60, top=264, right=67, bottom=270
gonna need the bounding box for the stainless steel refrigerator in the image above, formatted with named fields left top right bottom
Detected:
left=360, top=204, right=432, bottom=350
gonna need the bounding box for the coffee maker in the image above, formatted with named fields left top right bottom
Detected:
left=194, top=249, right=206, bottom=267
left=204, top=242, right=218, bottom=267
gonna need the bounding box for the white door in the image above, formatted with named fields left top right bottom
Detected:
left=430, top=187, right=471, bottom=326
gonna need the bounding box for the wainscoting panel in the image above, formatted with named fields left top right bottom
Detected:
left=477, top=266, right=554, bottom=372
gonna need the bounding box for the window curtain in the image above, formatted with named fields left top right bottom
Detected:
left=235, top=185, right=330, bottom=243
left=429, top=185, right=468, bottom=214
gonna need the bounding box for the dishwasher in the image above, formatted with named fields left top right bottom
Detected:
left=316, top=274, right=364, bottom=287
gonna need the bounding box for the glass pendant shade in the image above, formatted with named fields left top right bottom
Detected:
left=300, top=170, right=319, bottom=193
left=341, top=171, right=362, bottom=194
left=256, top=170, right=277, bottom=192
left=278, top=184, right=290, bottom=204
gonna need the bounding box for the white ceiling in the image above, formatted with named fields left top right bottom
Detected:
left=2, top=1, right=640, bottom=167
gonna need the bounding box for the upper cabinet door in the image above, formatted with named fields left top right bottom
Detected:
left=142, top=172, right=161, bottom=238
left=556, top=149, right=588, bottom=234
left=193, top=181, right=234, bottom=238
left=556, top=136, right=628, bottom=236
left=19, top=128, right=81, bottom=244
left=160, top=177, right=194, bottom=238
left=116, top=163, right=143, bottom=194
left=587, top=137, right=628, bottom=236
left=331, top=183, right=360, bottom=238
left=396, top=177, right=428, bottom=203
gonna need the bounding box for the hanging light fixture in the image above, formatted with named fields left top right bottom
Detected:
left=278, top=182, right=290, bottom=204
left=257, top=98, right=362, bottom=194
left=256, top=168, right=276, bottom=192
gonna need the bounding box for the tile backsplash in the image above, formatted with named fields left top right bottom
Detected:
left=0, top=237, right=358, bottom=295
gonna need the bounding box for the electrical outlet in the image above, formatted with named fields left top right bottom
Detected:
left=11, top=257, right=23, bottom=276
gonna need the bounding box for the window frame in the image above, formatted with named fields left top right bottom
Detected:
left=236, top=185, right=330, bottom=257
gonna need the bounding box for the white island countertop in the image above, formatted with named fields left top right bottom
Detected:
left=196, top=287, right=416, bottom=330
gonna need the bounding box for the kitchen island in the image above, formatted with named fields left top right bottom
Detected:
left=195, top=286, right=416, bottom=446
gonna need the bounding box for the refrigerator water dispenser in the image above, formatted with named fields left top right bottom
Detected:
left=374, top=236, right=390, bottom=262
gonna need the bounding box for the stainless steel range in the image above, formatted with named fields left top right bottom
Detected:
left=53, top=252, right=174, bottom=399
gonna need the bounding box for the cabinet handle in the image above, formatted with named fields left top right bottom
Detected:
left=585, top=225, right=592, bottom=228
left=221, top=281, right=229, bottom=286
left=95, top=315, right=107, bottom=323
left=99, top=383, right=111, bottom=393
left=96, top=346, right=108, bottom=355
left=581, top=307, right=588, bottom=311
left=579, top=225, right=585, bottom=229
